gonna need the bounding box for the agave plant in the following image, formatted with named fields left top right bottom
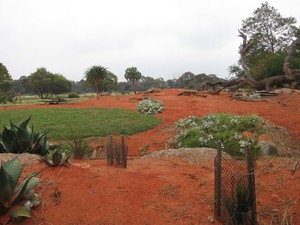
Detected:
left=0, top=116, right=49, bottom=156
left=41, top=146, right=71, bottom=167
left=0, top=157, right=41, bottom=222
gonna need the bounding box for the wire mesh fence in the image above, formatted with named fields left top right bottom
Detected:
left=106, top=135, right=128, bottom=168
left=214, top=141, right=257, bottom=225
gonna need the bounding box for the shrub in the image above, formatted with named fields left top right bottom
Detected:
left=0, top=157, right=41, bottom=222
left=169, top=114, right=264, bottom=157
left=68, top=92, right=80, bottom=98
left=137, top=98, right=164, bottom=115
left=66, top=137, right=92, bottom=159
left=41, top=145, right=71, bottom=167
left=0, top=116, right=49, bottom=155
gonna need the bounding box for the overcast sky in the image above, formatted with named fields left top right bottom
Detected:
left=0, top=0, right=299, bottom=82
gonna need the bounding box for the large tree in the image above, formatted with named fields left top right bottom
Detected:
left=85, top=65, right=108, bottom=99
left=0, top=63, right=14, bottom=103
left=22, top=67, right=72, bottom=99
left=228, top=2, right=298, bottom=80
left=124, top=67, right=142, bottom=94
left=241, top=1, right=297, bottom=54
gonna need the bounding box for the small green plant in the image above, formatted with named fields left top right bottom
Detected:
left=68, top=92, right=80, bottom=98
left=137, top=98, right=164, bottom=115
left=139, top=145, right=149, bottom=156
left=0, top=157, right=41, bottom=222
left=41, top=145, right=71, bottom=167
left=67, top=137, right=92, bottom=159
left=0, top=116, right=49, bottom=155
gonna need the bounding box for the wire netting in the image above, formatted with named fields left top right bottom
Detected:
left=214, top=147, right=257, bottom=225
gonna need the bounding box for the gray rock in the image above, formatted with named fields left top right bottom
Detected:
left=259, top=141, right=278, bottom=156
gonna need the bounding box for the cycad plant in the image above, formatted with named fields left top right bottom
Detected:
left=0, top=116, right=49, bottom=155
left=0, top=157, right=41, bottom=222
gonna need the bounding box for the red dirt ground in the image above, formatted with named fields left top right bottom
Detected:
left=0, top=89, right=299, bottom=225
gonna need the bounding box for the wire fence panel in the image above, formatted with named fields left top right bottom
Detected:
left=214, top=142, right=257, bottom=225
left=106, top=135, right=128, bottom=168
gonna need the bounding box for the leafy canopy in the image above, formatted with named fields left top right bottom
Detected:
left=22, top=67, right=72, bottom=99
left=124, top=67, right=142, bottom=94
left=241, top=1, right=297, bottom=53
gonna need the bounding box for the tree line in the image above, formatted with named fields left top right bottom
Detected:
left=1, top=1, right=299, bottom=102
left=0, top=62, right=224, bottom=102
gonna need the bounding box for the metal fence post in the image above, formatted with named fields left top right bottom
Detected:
left=245, top=145, right=257, bottom=225
left=215, top=140, right=222, bottom=218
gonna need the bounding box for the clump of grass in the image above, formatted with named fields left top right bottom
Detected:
left=66, top=136, right=93, bottom=159
left=169, top=114, right=265, bottom=157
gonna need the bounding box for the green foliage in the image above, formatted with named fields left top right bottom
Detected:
left=41, top=145, right=71, bottom=166
left=241, top=2, right=297, bottom=53
left=170, top=114, right=263, bottom=157
left=68, top=92, right=80, bottom=98
left=0, top=157, right=41, bottom=222
left=139, top=145, right=149, bottom=156
left=0, top=116, right=49, bottom=155
left=22, top=67, right=72, bottom=99
left=0, top=108, right=162, bottom=141
left=66, top=137, right=92, bottom=159
left=85, top=65, right=109, bottom=98
left=0, top=63, right=14, bottom=103
left=124, top=67, right=142, bottom=94
left=137, top=98, right=164, bottom=115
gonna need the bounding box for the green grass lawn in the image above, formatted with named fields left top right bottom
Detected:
left=0, top=108, right=162, bottom=141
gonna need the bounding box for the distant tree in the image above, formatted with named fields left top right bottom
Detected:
left=22, top=67, right=72, bottom=99
left=177, top=72, right=195, bottom=89
left=100, top=71, right=118, bottom=92
left=0, top=63, right=14, bottom=103
left=85, top=65, right=108, bottom=99
left=124, top=67, right=142, bottom=94
left=0, top=63, right=12, bottom=81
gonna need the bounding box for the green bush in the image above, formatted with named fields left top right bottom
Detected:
left=0, top=157, right=41, bottom=222
left=68, top=92, right=80, bottom=98
left=0, top=116, right=49, bottom=155
left=169, top=114, right=264, bottom=157
left=137, top=98, right=164, bottom=115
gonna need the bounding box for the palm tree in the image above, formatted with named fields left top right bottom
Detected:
left=85, top=65, right=108, bottom=100
left=124, top=67, right=142, bottom=94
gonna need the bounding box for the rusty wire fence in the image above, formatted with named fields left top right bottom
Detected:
left=106, top=135, right=128, bottom=168
left=214, top=141, right=257, bottom=225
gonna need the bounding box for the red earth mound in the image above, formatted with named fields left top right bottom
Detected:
left=0, top=89, right=299, bottom=225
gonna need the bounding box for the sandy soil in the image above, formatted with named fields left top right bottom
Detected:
left=0, top=89, right=299, bottom=225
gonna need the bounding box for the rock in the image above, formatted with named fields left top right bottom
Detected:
left=259, top=141, right=278, bottom=156
left=258, top=133, right=274, bottom=142
left=0, top=153, right=41, bottom=166
left=207, top=216, right=214, bottom=223
left=274, top=88, right=292, bottom=95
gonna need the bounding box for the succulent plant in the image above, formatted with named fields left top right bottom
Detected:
left=0, top=116, right=49, bottom=155
left=0, top=157, right=41, bottom=222
left=41, top=146, right=71, bottom=167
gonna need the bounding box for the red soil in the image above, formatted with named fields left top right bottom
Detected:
left=0, top=89, right=299, bottom=225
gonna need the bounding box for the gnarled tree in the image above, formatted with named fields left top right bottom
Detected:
left=202, top=2, right=300, bottom=93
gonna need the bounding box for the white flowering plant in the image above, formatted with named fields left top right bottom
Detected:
left=137, top=98, right=164, bottom=115
left=169, top=114, right=264, bottom=156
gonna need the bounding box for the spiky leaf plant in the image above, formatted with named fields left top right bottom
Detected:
left=0, top=116, right=49, bottom=155
left=0, top=157, right=41, bottom=222
left=41, top=146, right=71, bottom=167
